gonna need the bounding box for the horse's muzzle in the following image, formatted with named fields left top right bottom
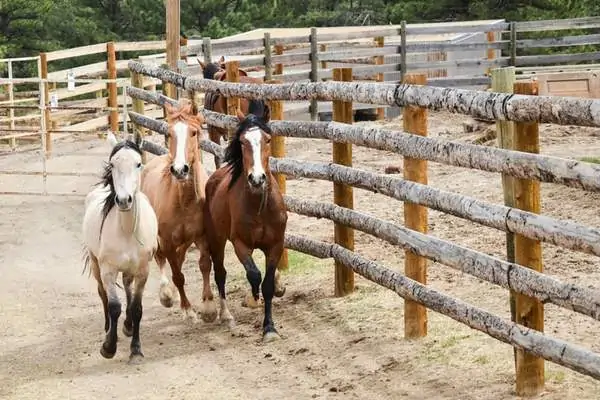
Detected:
left=170, top=164, right=190, bottom=180
left=115, top=194, right=133, bottom=211
left=248, top=172, right=266, bottom=189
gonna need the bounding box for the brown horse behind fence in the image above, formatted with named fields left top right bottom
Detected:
left=140, top=98, right=217, bottom=323
left=203, top=99, right=287, bottom=341
left=199, top=56, right=269, bottom=169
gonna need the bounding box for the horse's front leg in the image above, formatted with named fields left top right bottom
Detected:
left=122, top=272, right=135, bottom=337
left=195, top=236, right=217, bottom=323
left=262, top=243, right=284, bottom=342
left=168, top=245, right=197, bottom=322
left=128, top=258, right=149, bottom=365
left=99, top=265, right=121, bottom=359
left=232, top=239, right=262, bottom=309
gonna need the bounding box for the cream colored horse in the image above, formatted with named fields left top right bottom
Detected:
left=82, top=132, right=158, bottom=364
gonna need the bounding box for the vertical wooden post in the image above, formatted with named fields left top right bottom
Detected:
left=320, top=44, right=327, bottom=71
left=274, top=44, right=284, bottom=76
left=225, top=61, right=240, bottom=140
left=513, top=79, right=544, bottom=397
left=203, top=37, right=213, bottom=65
left=486, top=31, right=496, bottom=77
left=332, top=67, right=354, bottom=297
left=132, top=70, right=146, bottom=162
left=264, top=32, right=273, bottom=82
left=165, top=0, right=180, bottom=100
left=510, top=22, right=517, bottom=67
left=491, top=67, right=517, bottom=367
left=180, top=34, right=188, bottom=62
left=374, top=36, right=385, bottom=120
left=310, top=27, right=319, bottom=121
left=7, top=60, right=15, bottom=149
left=267, top=79, right=288, bottom=270
left=106, top=42, right=118, bottom=133
left=402, top=73, right=428, bottom=339
left=400, top=21, right=407, bottom=82
left=39, top=52, right=52, bottom=155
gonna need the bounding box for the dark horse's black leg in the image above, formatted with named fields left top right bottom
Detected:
left=261, top=261, right=278, bottom=341
left=122, top=273, right=134, bottom=337
left=242, top=256, right=262, bottom=303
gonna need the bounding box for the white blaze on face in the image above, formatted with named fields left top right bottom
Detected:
left=246, top=127, right=264, bottom=179
left=111, top=148, right=142, bottom=202
left=172, top=121, right=188, bottom=171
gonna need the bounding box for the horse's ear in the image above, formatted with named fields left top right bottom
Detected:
left=219, top=55, right=225, bottom=63
left=134, top=133, right=143, bottom=148
left=191, top=101, right=199, bottom=116
left=263, top=103, right=271, bottom=123
left=106, top=131, right=119, bottom=148
left=236, top=109, right=245, bottom=122
left=198, top=58, right=205, bottom=70
left=164, top=102, right=175, bottom=115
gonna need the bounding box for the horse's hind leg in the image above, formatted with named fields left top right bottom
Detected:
left=99, top=266, right=121, bottom=359
left=156, top=245, right=176, bottom=308
left=128, top=258, right=149, bottom=365
left=122, top=272, right=134, bottom=337
left=168, top=246, right=197, bottom=322
left=90, top=254, right=109, bottom=332
left=196, top=237, right=217, bottom=323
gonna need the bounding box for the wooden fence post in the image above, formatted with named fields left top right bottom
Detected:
left=107, top=42, right=119, bottom=133
left=491, top=67, right=517, bottom=366
left=225, top=60, right=240, bottom=140
left=374, top=36, right=385, bottom=120
left=332, top=67, right=354, bottom=297
left=274, top=44, right=284, bottom=76
left=510, top=22, right=517, bottom=67
left=203, top=37, right=213, bottom=65
left=486, top=31, right=496, bottom=77
left=39, top=52, right=52, bottom=155
left=400, top=21, right=407, bottom=82
left=310, top=27, right=319, bottom=121
left=268, top=79, right=288, bottom=271
left=264, top=32, right=272, bottom=82
left=402, top=73, right=428, bottom=339
left=513, top=79, right=544, bottom=397
left=165, top=0, right=180, bottom=100
left=131, top=70, right=146, bottom=162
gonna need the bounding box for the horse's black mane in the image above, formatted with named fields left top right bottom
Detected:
left=98, top=139, right=142, bottom=234
left=203, top=62, right=221, bottom=80
left=223, top=100, right=272, bottom=190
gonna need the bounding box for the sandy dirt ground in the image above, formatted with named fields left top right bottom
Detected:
left=2, top=110, right=600, bottom=399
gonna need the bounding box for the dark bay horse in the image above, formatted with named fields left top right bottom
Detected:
left=203, top=100, right=287, bottom=341
left=199, top=56, right=269, bottom=169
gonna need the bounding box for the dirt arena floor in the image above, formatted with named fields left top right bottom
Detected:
left=2, top=110, right=600, bottom=399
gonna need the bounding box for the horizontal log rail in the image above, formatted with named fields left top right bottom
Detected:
left=126, top=92, right=600, bottom=193
left=284, top=234, right=600, bottom=381
left=283, top=197, right=600, bottom=321
left=128, top=60, right=600, bottom=127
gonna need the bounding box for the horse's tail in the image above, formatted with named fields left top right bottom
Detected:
left=81, top=246, right=93, bottom=278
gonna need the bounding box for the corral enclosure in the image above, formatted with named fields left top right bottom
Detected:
left=3, top=16, right=600, bottom=400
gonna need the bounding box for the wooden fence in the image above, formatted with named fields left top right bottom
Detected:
left=126, top=56, right=600, bottom=396
left=3, top=16, right=600, bottom=154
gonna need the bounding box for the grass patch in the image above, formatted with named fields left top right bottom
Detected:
left=546, top=369, right=566, bottom=384
left=473, top=355, right=490, bottom=365
left=579, top=156, right=600, bottom=164
left=284, top=250, right=328, bottom=275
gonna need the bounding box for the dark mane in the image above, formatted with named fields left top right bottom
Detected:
left=98, top=139, right=142, bottom=235
left=203, top=62, right=222, bottom=80
left=223, top=100, right=272, bottom=190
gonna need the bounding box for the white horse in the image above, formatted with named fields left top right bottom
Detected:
left=82, top=132, right=158, bottom=364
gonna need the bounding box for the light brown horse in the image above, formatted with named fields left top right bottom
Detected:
left=203, top=100, right=287, bottom=341
left=199, top=56, right=269, bottom=170
left=140, top=99, right=217, bottom=323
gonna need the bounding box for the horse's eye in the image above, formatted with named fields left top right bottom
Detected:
left=191, top=129, right=197, bottom=137
left=136, top=162, right=142, bottom=169
left=265, top=137, right=271, bottom=144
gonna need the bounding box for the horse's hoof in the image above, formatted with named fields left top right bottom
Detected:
left=122, top=323, right=133, bottom=338
left=221, top=317, right=236, bottom=330
left=183, top=308, right=198, bottom=323
left=128, top=353, right=144, bottom=365
left=241, top=294, right=261, bottom=309
left=274, top=285, right=286, bottom=298
left=199, top=300, right=218, bottom=323
left=263, top=331, right=281, bottom=343
left=159, top=285, right=175, bottom=308
left=100, top=344, right=116, bottom=359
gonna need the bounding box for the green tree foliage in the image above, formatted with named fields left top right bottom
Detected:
left=0, top=0, right=597, bottom=59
